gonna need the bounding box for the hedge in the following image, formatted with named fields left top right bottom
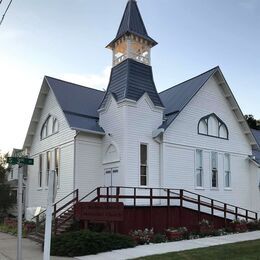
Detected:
left=50, top=230, right=136, bottom=257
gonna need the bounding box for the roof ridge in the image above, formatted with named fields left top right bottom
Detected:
left=159, top=66, right=219, bottom=95
left=45, top=75, right=105, bottom=93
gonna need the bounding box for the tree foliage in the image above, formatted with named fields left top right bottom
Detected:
left=245, top=115, right=260, bottom=130
left=0, top=152, right=16, bottom=218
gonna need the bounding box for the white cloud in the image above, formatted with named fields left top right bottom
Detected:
left=62, top=66, right=111, bottom=90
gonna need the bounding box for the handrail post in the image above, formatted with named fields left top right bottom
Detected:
left=224, top=204, right=227, bottom=227
left=256, top=212, right=258, bottom=221
left=116, top=187, right=120, bottom=202
left=150, top=188, right=153, bottom=207
left=106, top=187, right=109, bottom=202
left=54, top=203, right=57, bottom=235
left=150, top=188, right=153, bottom=229
left=97, top=187, right=100, bottom=202
left=179, top=189, right=183, bottom=226
left=211, top=199, right=214, bottom=225
left=235, top=207, right=238, bottom=220
left=35, top=215, right=39, bottom=234
left=134, top=188, right=136, bottom=207
left=246, top=210, right=248, bottom=222
left=198, top=195, right=201, bottom=224
left=167, top=189, right=170, bottom=228
left=76, top=189, right=79, bottom=202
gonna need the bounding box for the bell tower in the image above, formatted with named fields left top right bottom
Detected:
left=106, top=0, right=157, bottom=67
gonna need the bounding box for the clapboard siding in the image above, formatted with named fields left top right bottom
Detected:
left=26, top=89, right=75, bottom=215
left=163, top=76, right=260, bottom=212
left=75, top=133, right=103, bottom=199
left=99, top=96, right=127, bottom=187
left=124, top=95, right=163, bottom=188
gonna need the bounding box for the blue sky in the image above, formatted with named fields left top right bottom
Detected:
left=0, top=0, right=259, bottom=152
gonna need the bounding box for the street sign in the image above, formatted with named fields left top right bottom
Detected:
left=7, top=157, right=18, bottom=165
left=7, top=157, right=34, bottom=165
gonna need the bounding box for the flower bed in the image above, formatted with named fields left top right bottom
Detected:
left=165, top=227, right=188, bottom=241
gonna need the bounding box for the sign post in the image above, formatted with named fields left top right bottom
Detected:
left=17, top=164, right=23, bottom=260
left=6, top=156, right=34, bottom=260
left=43, top=170, right=57, bottom=260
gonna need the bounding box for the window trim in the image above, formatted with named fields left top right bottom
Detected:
left=195, top=149, right=204, bottom=189
left=198, top=113, right=229, bottom=140
left=40, top=114, right=59, bottom=140
left=46, top=151, right=51, bottom=187
left=224, top=153, right=231, bottom=189
left=38, top=154, right=43, bottom=188
left=139, top=143, right=148, bottom=187
left=54, top=148, right=60, bottom=188
left=211, top=151, right=219, bottom=189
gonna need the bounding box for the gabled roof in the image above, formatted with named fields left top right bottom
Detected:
left=158, top=66, right=258, bottom=149
left=159, top=67, right=219, bottom=129
left=99, top=59, right=164, bottom=109
left=23, top=77, right=105, bottom=149
left=107, top=0, right=157, bottom=48
left=45, top=76, right=105, bottom=134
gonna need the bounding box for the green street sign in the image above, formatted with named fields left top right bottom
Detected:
left=7, top=157, right=34, bottom=165
left=7, top=157, right=18, bottom=165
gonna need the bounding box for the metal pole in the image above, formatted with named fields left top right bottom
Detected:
left=43, top=170, right=55, bottom=260
left=17, top=164, right=23, bottom=260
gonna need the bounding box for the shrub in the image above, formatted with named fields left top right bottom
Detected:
left=50, top=230, right=136, bottom=257
left=151, top=233, right=167, bottom=243
left=247, top=220, right=260, bottom=231
left=129, top=228, right=154, bottom=245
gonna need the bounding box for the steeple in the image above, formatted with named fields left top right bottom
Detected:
left=107, top=0, right=157, bottom=67
left=99, top=0, right=164, bottom=110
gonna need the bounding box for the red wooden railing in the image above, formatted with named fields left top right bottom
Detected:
left=91, top=186, right=258, bottom=222
left=32, top=186, right=258, bottom=236
left=32, top=189, right=79, bottom=235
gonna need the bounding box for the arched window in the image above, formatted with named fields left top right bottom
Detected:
left=103, top=143, right=120, bottom=164
left=198, top=113, right=228, bottom=139
left=40, top=115, right=59, bottom=140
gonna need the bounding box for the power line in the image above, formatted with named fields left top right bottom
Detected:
left=0, top=1, right=3, bottom=5
left=0, top=0, right=13, bottom=27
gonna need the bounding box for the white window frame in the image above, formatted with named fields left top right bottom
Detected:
left=38, top=154, right=43, bottom=188
left=224, top=153, right=231, bottom=189
left=55, top=148, right=60, bottom=187
left=46, top=151, right=51, bottom=187
left=211, top=152, right=218, bottom=189
left=140, top=143, right=148, bottom=186
left=195, top=149, right=204, bottom=189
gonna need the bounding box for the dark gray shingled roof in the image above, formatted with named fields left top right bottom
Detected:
left=99, top=59, right=164, bottom=109
left=159, top=67, right=219, bottom=129
left=45, top=76, right=105, bottom=134
left=107, top=0, right=157, bottom=47
left=252, top=129, right=260, bottom=163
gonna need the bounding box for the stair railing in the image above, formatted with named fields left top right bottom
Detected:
left=93, top=186, right=258, bottom=222
left=32, top=189, right=79, bottom=235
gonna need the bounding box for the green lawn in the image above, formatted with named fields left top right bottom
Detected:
left=137, top=239, right=260, bottom=260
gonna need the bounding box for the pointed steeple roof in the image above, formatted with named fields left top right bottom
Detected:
left=107, top=0, right=157, bottom=48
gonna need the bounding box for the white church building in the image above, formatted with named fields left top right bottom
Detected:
left=23, top=0, right=260, bottom=220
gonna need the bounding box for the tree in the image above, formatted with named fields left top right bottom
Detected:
left=0, top=153, right=16, bottom=219
left=245, top=115, right=260, bottom=130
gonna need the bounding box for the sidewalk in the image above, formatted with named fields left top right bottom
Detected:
left=0, top=232, right=72, bottom=260
left=76, top=231, right=260, bottom=260
left=1, top=231, right=260, bottom=260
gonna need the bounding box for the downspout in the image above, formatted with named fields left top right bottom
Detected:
left=73, top=131, right=80, bottom=193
